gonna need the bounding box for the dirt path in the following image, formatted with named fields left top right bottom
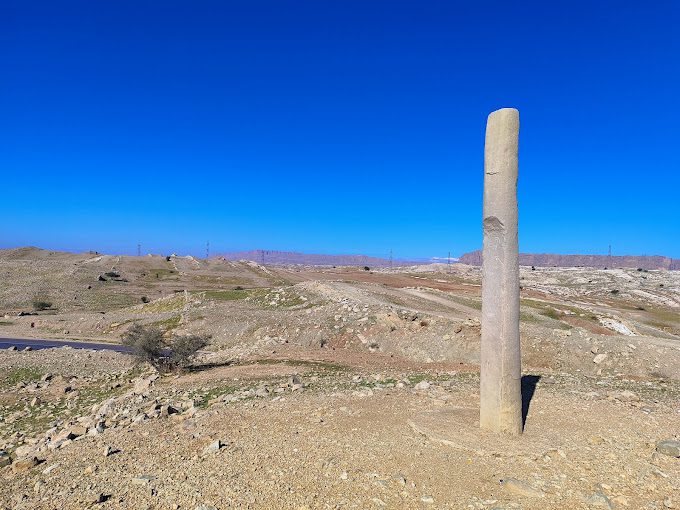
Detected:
left=400, top=287, right=481, bottom=319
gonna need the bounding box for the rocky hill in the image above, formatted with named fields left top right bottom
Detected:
left=218, top=249, right=425, bottom=267
left=459, top=250, right=680, bottom=270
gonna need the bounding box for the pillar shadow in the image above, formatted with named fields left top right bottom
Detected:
left=521, top=374, right=541, bottom=430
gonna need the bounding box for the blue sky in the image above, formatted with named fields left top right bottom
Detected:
left=2, top=1, right=679, bottom=259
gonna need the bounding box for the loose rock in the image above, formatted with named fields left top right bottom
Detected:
left=501, top=478, right=545, bottom=498
left=657, top=439, right=680, bottom=458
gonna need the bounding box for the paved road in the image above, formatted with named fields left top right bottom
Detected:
left=0, top=337, right=132, bottom=353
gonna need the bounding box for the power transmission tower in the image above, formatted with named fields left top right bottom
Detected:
left=389, top=249, right=393, bottom=269
left=261, top=250, right=265, bottom=266
left=448, top=251, right=451, bottom=273
left=608, top=244, right=612, bottom=269
left=206, top=241, right=210, bottom=259
left=137, top=243, right=141, bottom=257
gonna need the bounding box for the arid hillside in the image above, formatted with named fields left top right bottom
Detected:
left=1, top=247, right=679, bottom=380
left=218, top=250, right=410, bottom=267
left=1, top=247, right=679, bottom=509
left=460, top=250, right=680, bottom=270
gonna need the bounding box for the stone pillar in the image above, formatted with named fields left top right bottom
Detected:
left=480, top=108, right=522, bottom=435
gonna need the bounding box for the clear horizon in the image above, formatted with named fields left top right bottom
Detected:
left=2, top=244, right=678, bottom=262
left=2, top=1, right=679, bottom=259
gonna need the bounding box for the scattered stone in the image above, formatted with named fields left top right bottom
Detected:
left=92, top=493, right=108, bottom=505
left=501, top=478, right=545, bottom=498
left=95, top=398, right=116, bottom=419
left=13, top=445, right=36, bottom=458
left=12, top=457, right=38, bottom=473
left=611, top=390, right=640, bottom=402
left=414, top=381, right=431, bottom=391
left=89, top=420, right=106, bottom=436
left=7, top=345, right=17, bottom=351
left=23, top=346, right=32, bottom=352
left=202, top=440, right=223, bottom=455
left=0, top=451, right=10, bottom=467
left=651, top=466, right=669, bottom=479
left=421, top=495, right=435, bottom=504
left=611, top=495, right=628, bottom=507
left=160, top=404, right=180, bottom=418
left=132, top=413, right=147, bottom=425
left=41, top=463, right=59, bottom=475
left=133, top=374, right=159, bottom=394
left=656, top=439, right=680, bottom=458
left=69, top=425, right=87, bottom=438
left=131, top=474, right=156, bottom=485
left=586, top=492, right=613, bottom=508
left=593, top=353, right=608, bottom=364
left=392, top=473, right=406, bottom=485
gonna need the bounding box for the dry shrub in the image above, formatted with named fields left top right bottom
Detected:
left=122, top=324, right=208, bottom=372
left=32, top=298, right=53, bottom=311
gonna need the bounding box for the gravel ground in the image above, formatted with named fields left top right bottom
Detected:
left=1, top=250, right=679, bottom=509
left=1, top=348, right=679, bottom=510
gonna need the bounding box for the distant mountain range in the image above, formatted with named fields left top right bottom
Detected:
left=217, top=250, right=429, bottom=267
left=5, top=246, right=677, bottom=271
left=459, top=250, right=680, bottom=270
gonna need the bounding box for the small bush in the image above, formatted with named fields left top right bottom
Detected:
left=610, top=289, right=620, bottom=294
left=234, top=286, right=244, bottom=291
left=122, top=324, right=208, bottom=372
left=169, top=334, right=209, bottom=368
left=141, top=296, right=150, bottom=303
left=541, top=308, right=560, bottom=320
left=104, top=271, right=120, bottom=278
left=122, top=324, right=165, bottom=367
left=32, top=299, right=52, bottom=311
left=363, top=266, right=370, bottom=271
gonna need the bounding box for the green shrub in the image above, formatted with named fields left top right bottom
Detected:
left=32, top=298, right=52, bottom=311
